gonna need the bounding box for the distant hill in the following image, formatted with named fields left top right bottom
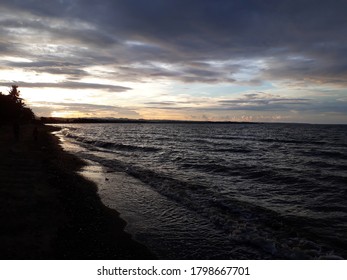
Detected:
left=40, top=117, right=254, bottom=124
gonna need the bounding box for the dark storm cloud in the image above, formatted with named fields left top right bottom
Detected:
left=35, top=101, right=125, bottom=111
left=0, top=81, right=131, bottom=92
left=213, top=93, right=347, bottom=114
left=135, top=92, right=347, bottom=116
left=0, top=12, right=118, bottom=48
left=4, top=60, right=89, bottom=78
left=217, top=94, right=311, bottom=111
left=145, top=101, right=194, bottom=107
left=90, top=0, right=347, bottom=84
left=1, top=0, right=347, bottom=85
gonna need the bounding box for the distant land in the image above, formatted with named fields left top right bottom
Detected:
left=40, top=117, right=347, bottom=126
left=40, top=117, right=260, bottom=125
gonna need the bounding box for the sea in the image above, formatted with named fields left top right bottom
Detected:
left=52, top=122, right=347, bottom=259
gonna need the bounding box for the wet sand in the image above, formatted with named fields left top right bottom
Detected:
left=0, top=123, right=154, bottom=259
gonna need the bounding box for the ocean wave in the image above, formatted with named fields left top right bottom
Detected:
left=180, top=163, right=233, bottom=174
left=213, top=148, right=253, bottom=153
left=210, top=135, right=329, bottom=146
left=78, top=153, right=342, bottom=259
left=61, top=129, right=161, bottom=152
left=260, top=138, right=328, bottom=145
left=300, top=149, right=347, bottom=160
left=92, top=141, right=161, bottom=152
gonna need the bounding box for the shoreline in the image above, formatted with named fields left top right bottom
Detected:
left=0, top=123, right=154, bottom=259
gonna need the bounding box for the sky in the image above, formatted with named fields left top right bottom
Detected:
left=1, top=0, right=347, bottom=124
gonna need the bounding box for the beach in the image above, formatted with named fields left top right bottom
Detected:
left=0, top=123, right=154, bottom=259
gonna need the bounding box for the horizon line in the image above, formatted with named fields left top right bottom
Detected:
left=39, top=116, right=347, bottom=126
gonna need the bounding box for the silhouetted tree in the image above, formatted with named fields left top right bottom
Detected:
left=0, top=85, right=35, bottom=123
left=9, top=85, right=20, bottom=101
left=21, top=107, right=35, bottom=121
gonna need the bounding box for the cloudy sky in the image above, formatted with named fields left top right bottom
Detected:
left=1, top=0, right=347, bottom=123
